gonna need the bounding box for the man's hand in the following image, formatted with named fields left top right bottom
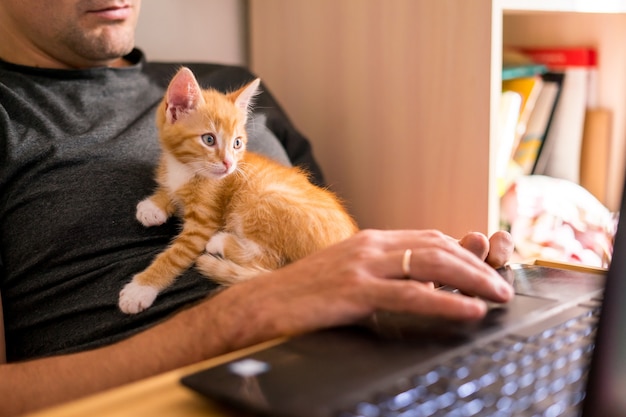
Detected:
left=210, top=229, right=515, bottom=353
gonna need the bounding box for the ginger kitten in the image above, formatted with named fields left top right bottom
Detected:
left=118, top=67, right=357, bottom=314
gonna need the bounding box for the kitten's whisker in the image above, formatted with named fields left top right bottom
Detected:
left=233, top=166, right=250, bottom=183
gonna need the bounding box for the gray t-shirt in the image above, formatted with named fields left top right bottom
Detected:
left=0, top=49, right=324, bottom=362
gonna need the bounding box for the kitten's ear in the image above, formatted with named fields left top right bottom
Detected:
left=232, top=78, right=261, bottom=120
left=165, top=67, right=205, bottom=124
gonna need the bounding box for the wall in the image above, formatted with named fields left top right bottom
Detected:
left=134, top=0, right=247, bottom=65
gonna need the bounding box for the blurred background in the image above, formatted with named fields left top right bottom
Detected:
left=135, top=0, right=247, bottom=66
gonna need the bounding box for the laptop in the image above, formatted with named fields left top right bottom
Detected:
left=181, top=187, right=624, bottom=416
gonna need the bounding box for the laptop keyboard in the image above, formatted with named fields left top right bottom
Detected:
left=339, top=304, right=600, bottom=417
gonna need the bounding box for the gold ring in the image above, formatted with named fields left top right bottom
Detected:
left=401, top=249, right=412, bottom=278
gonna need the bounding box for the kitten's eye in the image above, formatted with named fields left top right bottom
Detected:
left=233, top=137, right=243, bottom=149
left=201, top=133, right=216, bottom=146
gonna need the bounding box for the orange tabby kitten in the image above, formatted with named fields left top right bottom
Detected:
left=118, top=67, right=357, bottom=314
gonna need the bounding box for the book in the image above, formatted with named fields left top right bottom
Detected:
left=496, top=90, right=523, bottom=196
left=512, top=73, right=563, bottom=175
left=580, top=108, right=612, bottom=206
left=519, top=47, right=597, bottom=70
left=518, top=46, right=598, bottom=184
left=501, top=47, right=548, bottom=81
left=527, top=72, right=564, bottom=175
left=502, top=63, right=548, bottom=81
left=502, top=75, right=544, bottom=154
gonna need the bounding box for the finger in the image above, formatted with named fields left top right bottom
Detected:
left=368, top=279, right=488, bottom=320
left=378, top=249, right=437, bottom=291
left=422, top=281, right=436, bottom=290
left=486, top=231, right=514, bottom=268
left=458, top=232, right=489, bottom=260
left=396, top=246, right=513, bottom=303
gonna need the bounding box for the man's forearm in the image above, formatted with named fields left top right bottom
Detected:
left=0, top=272, right=294, bottom=417
left=0, top=296, right=231, bottom=417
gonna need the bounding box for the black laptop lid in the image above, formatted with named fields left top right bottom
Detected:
left=583, top=176, right=626, bottom=417
left=582, top=174, right=626, bottom=417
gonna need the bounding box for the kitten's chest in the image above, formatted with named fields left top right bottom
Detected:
left=162, top=153, right=194, bottom=193
left=160, top=153, right=225, bottom=211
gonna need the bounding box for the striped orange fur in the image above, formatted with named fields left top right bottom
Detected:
left=118, top=67, right=357, bottom=314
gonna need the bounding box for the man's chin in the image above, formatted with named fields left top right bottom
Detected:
left=69, top=29, right=136, bottom=65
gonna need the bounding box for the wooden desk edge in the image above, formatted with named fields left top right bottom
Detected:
left=25, top=338, right=287, bottom=417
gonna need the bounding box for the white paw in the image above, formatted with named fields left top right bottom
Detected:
left=206, top=232, right=228, bottom=257
left=119, top=281, right=159, bottom=314
left=136, top=199, right=168, bottom=227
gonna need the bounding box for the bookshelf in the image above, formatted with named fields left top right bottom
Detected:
left=248, top=1, right=626, bottom=237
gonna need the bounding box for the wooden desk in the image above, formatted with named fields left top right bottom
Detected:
left=25, top=339, right=285, bottom=417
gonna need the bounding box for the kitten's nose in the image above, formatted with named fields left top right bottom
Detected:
left=222, top=159, right=232, bottom=170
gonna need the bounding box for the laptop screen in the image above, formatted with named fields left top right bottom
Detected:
left=583, top=175, right=626, bottom=417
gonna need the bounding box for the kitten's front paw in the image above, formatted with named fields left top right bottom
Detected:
left=119, top=281, right=159, bottom=314
left=136, top=199, right=168, bottom=227
left=205, top=232, right=227, bottom=257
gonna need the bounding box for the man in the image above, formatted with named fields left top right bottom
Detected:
left=0, top=1, right=514, bottom=415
